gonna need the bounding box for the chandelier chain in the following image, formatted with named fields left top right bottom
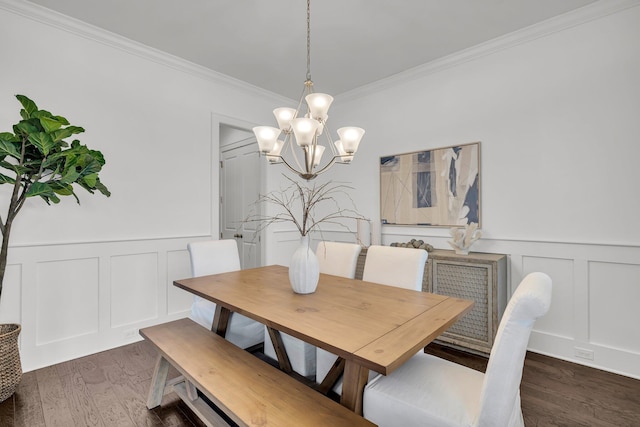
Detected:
left=306, top=0, right=311, bottom=82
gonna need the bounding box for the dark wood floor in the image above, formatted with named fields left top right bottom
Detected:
left=0, top=340, right=638, bottom=426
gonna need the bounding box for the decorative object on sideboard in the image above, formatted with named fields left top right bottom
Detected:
left=0, top=95, right=110, bottom=402
left=391, top=239, right=434, bottom=252
left=448, top=222, right=482, bottom=255
left=252, top=0, right=364, bottom=181
left=245, top=176, right=367, bottom=294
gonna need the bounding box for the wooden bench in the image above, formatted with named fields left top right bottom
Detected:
left=140, top=318, right=376, bottom=427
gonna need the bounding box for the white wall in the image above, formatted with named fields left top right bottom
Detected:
left=322, top=2, right=640, bottom=378
left=0, top=1, right=288, bottom=371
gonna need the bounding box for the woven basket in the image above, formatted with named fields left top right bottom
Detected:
left=0, top=323, right=22, bottom=403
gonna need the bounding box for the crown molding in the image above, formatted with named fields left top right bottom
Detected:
left=2, top=0, right=637, bottom=105
left=0, top=0, right=294, bottom=104
left=337, top=0, right=640, bottom=102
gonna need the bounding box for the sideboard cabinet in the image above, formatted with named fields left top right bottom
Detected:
left=424, top=250, right=508, bottom=355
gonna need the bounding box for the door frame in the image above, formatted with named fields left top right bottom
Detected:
left=211, top=113, right=266, bottom=266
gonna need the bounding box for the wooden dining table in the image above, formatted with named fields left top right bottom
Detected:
left=174, top=264, right=474, bottom=415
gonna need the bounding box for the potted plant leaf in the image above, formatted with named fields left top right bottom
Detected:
left=0, top=94, right=110, bottom=402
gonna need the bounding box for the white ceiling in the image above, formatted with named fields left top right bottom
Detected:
left=26, top=0, right=598, bottom=99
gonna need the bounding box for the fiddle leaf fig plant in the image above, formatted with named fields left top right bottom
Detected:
left=0, top=94, right=110, bottom=300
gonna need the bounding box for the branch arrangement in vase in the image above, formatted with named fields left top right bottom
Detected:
left=244, top=175, right=367, bottom=237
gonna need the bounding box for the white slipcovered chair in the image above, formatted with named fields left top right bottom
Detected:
left=363, top=272, right=552, bottom=427
left=264, top=241, right=362, bottom=377
left=316, top=245, right=428, bottom=394
left=361, top=245, right=428, bottom=289
left=187, top=239, right=264, bottom=350
left=316, top=241, right=362, bottom=278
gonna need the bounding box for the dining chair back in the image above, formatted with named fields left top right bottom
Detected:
left=363, top=272, right=553, bottom=427
left=264, top=241, right=362, bottom=377
left=362, top=245, right=428, bottom=290
left=316, top=241, right=362, bottom=279
left=188, top=239, right=240, bottom=276
left=316, top=244, right=428, bottom=394
left=187, top=239, right=264, bottom=350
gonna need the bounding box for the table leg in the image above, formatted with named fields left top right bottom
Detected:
left=318, top=356, right=345, bottom=395
left=211, top=305, right=231, bottom=337
left=341, top=360, right=369, bottom=415
left=266, top=327, right=293, bottom=374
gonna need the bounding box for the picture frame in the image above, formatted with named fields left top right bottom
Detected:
left=380, top=142, right=481, bottom=227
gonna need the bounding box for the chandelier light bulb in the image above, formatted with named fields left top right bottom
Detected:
left=266, top=139, right=284, bottom=163
left=273, top=107, right=297, bottom=132
left=305, top=93, right=333, bottom=120
left=334, top=140, right=353, bottom=163
left=312, top=145, right=325, bottom=167
left=253, top=126, right=281, bottom=153
left=291, top=117, right=320, bottom=147
left=337, top=127, right=365, bottom=154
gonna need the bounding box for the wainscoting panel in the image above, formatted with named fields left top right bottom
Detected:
left=378, top=226, right=640, bottom=379
left=167, top=249, right=193, bottom=315
left=0, top=264, right=21, bottom=323
left=6, top=237, right=198, bottom=372
left=7, top=230, right=640, bottom=379
left=110, top=252, right=159, bottom=328
left=588, top=261, right=640, bottom=354
left=521, top=256, right=574, bottom=340
left=36, top=257, right=100, bottom=345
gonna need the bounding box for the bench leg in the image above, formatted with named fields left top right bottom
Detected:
left=185, top=379, right=198, bottom=401
left=147, top=354, right=170, bottom=409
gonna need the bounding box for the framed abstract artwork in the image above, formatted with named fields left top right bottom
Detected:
left=380, top=142, right=480, bottom=227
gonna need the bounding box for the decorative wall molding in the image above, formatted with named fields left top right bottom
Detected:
left=381, top=229, right=640, bottom=380
left=6, top=236, right=203, bottom=372
left=5, top=0, right=637, bottom=106
left=338, top=0, right=640, bottom=102
left=382, top=224, right=640, bottom=252
left=270, top=227, right=640, bottom=379
left=10, top=226, right=639, bottom=379
left=0, top=0, right=293, bottom=104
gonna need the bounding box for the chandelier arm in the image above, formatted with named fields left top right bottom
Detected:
left=306, top=144, right=315, bottom=174
left=296, top=84, right=307, bottom=114
left=319, top=123, right=339, bottom=156
left=287, top=139, right=308, bottom=174
left=312, top=155, right=339, bottom=176
left=271, top=154, right=307, bottom=177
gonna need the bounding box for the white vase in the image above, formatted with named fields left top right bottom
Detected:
left=288, top=235, right=320, bottom=294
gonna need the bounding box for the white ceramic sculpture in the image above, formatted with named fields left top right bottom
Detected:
left=448, top=222, right=481, bottom=255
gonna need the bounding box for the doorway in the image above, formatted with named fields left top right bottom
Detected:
left=219, top=128, right=262, bottom=269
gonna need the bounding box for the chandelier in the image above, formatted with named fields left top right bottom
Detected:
left=252, top=0, right=364, bottom=181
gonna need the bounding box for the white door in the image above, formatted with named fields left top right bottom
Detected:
left=220, top=138, right=261, bottom=269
